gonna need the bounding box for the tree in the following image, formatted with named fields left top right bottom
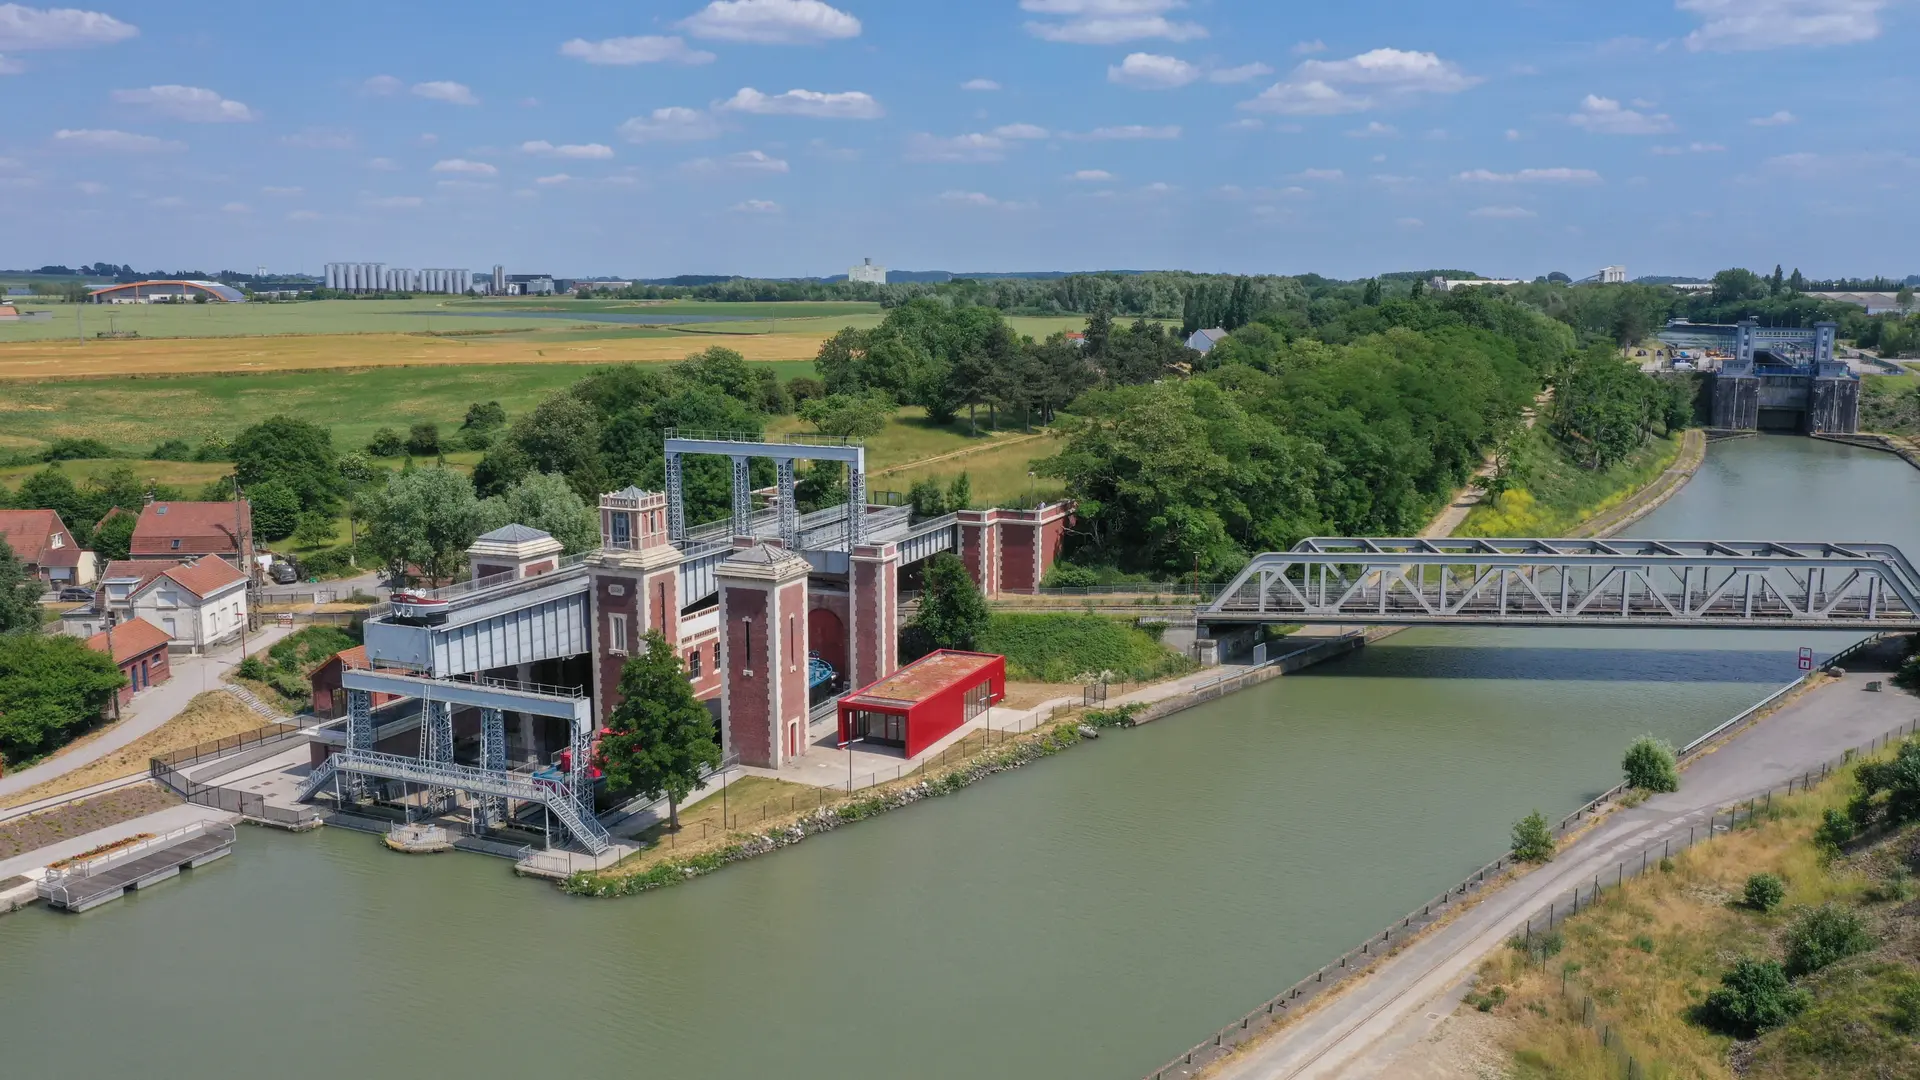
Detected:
left=248, top=480, right=301, bottom=540
left=15, top=467, right=85, bottom=527
left=1362, top=278, right=1383, bottom=306
left=366, top=428, right=405, bottom=457
left=905, top=552, right=988, bottom=655
left=598, top=631, right=721, bottom=830
left=1084, top=302, right=1114, bottom=358
left=1622, top=735, right=1679, bottom=792
left=1899, top=285, right=1915, bottom=314
left=90, top=509, right=137, bottom=561
left=1848, top=738, right=1920, bottom=829
left=0, top=538, right=44, bottom=634
left=1788, top=268, right=1807, bottom=293
left=477, top=472, right=599, bottom=554
left=232, top=415, right=342, bottom=510
left=1769, top=264, right=1785, bottom=295
left=406, top=422, right=441, bottom=456
left=0, top=633, right=125, bottom=764
left=907, top=477, right=946, bottom=518
left=501, top=392, right=605, bottom=495
left=798, top=392, right=896, bottom=439
left=360, top=467, right=483, bottom=587
left=1743, top=872, right=1786, bottom=912
left=291, top=512, right=335, bottom=549
left=946, top=472, right=972, bottom=512
left=337, top=451, right=378, bottom=490
left=1510, top=810, right=1555, bottom=862
left=1699, top=957, right=1808, bottom=1038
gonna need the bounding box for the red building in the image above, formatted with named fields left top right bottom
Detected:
left=130, top=500, right=252, bottom=567
left=310, top=646, right=403, bottom=718
left=837, top=650, right=1006, bottom=758
left=85, top=616, right=172, bottom=707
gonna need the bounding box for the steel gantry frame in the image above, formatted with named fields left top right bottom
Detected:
left=1201, top=538, right=1920, bottom=630
left=662, top=429, right=869, bottom=551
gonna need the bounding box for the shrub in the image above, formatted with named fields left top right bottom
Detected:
left=1631, top=934, right=1656, bottom=954
left=405, top=422, right=441, bottom=456
left=1699, top=957, right=1809, bottom=1038
left=150, top=438, right=193, bottom=461
left=1622, top=735, right=1680, bottom=793
left=976, top=613, right=1191, bottom=683
left=235, top=656, right=268, bottom=680
left=1784, top=903, right=1875, bottom=977
left=1041, top=561, right=1100, bottom=589
left=1893, top=981, right=1920, bottom=1035
left=1744, top=872, right=1787, bottom=912
left=1510, top=810, right=1555, bottom=863
left=1507, top=930, right=1563, bottom=962
left=1814, top=807, right=1856, bottom=853
left=41, top=436, right=115, bottom=461
left=1866, top=865, right=1913, bottom=904
left=366, top=428, right=405, bottom=457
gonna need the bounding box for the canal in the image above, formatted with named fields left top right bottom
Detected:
left=3, top=436, right=1916, bottom=1079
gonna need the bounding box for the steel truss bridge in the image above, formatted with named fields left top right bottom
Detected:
left=1201, top=538, right=1920, bottom=630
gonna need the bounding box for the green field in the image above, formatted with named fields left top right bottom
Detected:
left=0, top=360, right=818, bottom=456
left=0, top=298, right=895, bottom=342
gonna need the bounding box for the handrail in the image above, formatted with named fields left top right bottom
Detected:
left=411, top=551, right=593, bottom=603
left=665, top=427, right=861, bottom=448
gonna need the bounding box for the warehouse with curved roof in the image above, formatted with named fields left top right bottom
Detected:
left=87, top=280, right=248, bottom=303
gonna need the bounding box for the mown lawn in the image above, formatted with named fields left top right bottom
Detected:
left=878, top=433, right=1065, bottom=505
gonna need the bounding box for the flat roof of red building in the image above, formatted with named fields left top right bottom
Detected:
left=842, top=650, right=1002, bottom=708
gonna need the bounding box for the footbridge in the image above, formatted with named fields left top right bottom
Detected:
left=1201, top=538, right=1920, bottom=630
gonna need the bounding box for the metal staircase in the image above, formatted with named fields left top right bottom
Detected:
left=297, top=750, right=611, bottom=854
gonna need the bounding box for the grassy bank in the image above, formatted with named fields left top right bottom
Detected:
left=978, top=612, right=1194, bottom=683
left=1459, top=426, right=1685, bottom=538
left=1476, top=744, right=1920, bottom=1079
left=0, top=691, right=265, bottom=809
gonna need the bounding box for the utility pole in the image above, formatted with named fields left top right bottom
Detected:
left=234, top=476, right=253, bottom=656
left=103, top=608, right=120, bottom=721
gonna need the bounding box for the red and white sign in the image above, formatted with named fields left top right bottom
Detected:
left=1798, top=647, right=1814, bottom=672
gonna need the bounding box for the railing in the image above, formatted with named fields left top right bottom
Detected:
left=151, top=721, right=303, bottom=770
left=317, top=749, right=610, bottom=853
left=0, top=774, right=151, bottom=825
left=664, top=427, right=860, bottom=448
left=410, top=551, right=592, bottom=603
left=441, top=671, right=588, bottom=699
left=39, top=819, right=237, bottom=890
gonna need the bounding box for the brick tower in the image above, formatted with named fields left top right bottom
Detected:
left=718, top=542, right=811, bottom=768
left=588, top=487, right=683, bottom=722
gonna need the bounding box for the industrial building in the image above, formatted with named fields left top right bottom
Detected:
left=298, top=430, right=1070, bottom=854
left=1659, top=318, right=1860, bottom=434
left=848, top=258, right=887, bottom=284
left=87, top=280, right=247, bottom=303
left=838, top=650, right=1006, bottom=757
left=323, top=263, right=475, bottom=294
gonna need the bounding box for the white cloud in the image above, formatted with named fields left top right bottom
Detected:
left=0, top=4, right=137, bottom=49
left=720, top=86, right=882, bottom=119
left=1680, top=0, right=1889, bottom=51
left=618, top=106, right=721, bottom=142
left=688, top=148, right=790, bottom=172
left=681, top=0, right=860, bottom=44
left=361, top=74, right=403, bottom=96
left=535, top=173, right=572, bottom=185
left=520, top=140, right=614, bottom=159
left=365, top=157, right=400, bottom=171
left=1239, top=47, right=1476, bottom=115
left=938, top=189, right=1031, bottom=209
left=436, top=179, right=494, bottom=191
left=1370, top=173, right=1416, bottom=185
left=261, top=185, right=303, bottom=196
left=111, top=85, right=256, bottom=122
left=280, top=128, right=354, bottom=150
left=1069, top=168, right=1115, bottom=181
left=1506, top=128, right=1522, bottom=140
left=0, top=54, right=23, bottom=73
left=1240, top=79, right=1369, bottom=115
left=1750, top=109, right=1797, bottom=126
left=52, top=128, right=182, bottom=152
left=1292, top=168, right=1344, bottom=180
left=991, top=122, right=1050, bottom=139
left=1021, top=0, right=1207, bottom=44
left=1470, top=205, right=1537, bottom=218
left=1292, top=39, right=1327, bottom=55
left=559, top=35, right=715, bottom=65
left=74, top=179, right=105, bottom=194
left=362, top=194, right=423, bottom=208
left=221, top=201, right=251, bottom=214
left=906, top=132, right=1008, bottom=162
left=1348, top=121, right=1398, bottom=137
left=413, top=81, right=478, bottom=106
left=151, top=195, right=184, bottom=208
left=961, top=78, right=1000, bottom=91
left=1456, top=166, right=1601, bottom=182
left=288, top=209, right=320, bottom=221
left=1074, top=124, right=1181, bottom=140
left=1108, top=52, right=1199, bottom=88
left=1141, top=181, right=1174, bottom=193
left=1397, top=216, right=1423, bottom=227
left=1208, top=62, right=1272, bottom=84
left=1568, top=94, right=1675, bottom=134
left=731, top=198, right=782, bottom=213
left=432, top=158, right=497, bottom=175
left=1651, top=141, right=1726, bottom=154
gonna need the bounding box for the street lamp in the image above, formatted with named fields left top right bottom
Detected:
left=839, top=730, right=868, bottom=792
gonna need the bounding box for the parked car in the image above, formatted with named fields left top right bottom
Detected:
left=57, top=586, right=95, bottom=602
left=269, top=561, right=298, bottom=585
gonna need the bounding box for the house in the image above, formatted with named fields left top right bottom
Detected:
left=1186, top=327, right=1229, bottom=354
left=86, top=616, right=172, bottom=707
left=72, top=557, right=249, bottom=650
left=0, top=508, right=95, bottom=588
left=310, top=646, right=402, bottom=718
left=130, top=500, right=252, bottom=568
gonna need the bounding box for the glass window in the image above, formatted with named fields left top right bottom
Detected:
left=611, top=512, right=631, bottom=547
left=609, top=613, right=628, bottom=654
left=688, top=649, right=702, bottom=678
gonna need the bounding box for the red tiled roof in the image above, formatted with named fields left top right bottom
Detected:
left=330, top=645, right=370, bottom=670
left=0, top=509, right=79, bottom=567
left=86, top=616, right=173, bottom=664
left=101, top=559, right=175, bottom=592
left=157, top=557, right=246, bottom=599
left=130, top=501, right=250, bottom=558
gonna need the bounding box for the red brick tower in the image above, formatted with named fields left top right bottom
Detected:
left=588, top=487, right=683, bottom=723
left=848, top=541, right=901, bottom=690
left=718, top=543, right=811, bottom=768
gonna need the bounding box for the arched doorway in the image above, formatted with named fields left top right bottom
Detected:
left=808, top=607, right=847, bottom=684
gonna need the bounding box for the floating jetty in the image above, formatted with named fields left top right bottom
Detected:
left=36, top=820, right=236, bottom=913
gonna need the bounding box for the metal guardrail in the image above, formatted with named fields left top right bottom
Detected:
left=414, top=551, right=593, bottom=603
left=664, top=427, right=859, bottom=448
left=40, top=819, right=236, bottom=889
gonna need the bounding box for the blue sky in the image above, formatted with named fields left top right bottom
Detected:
left=1, top=0, right=1914, bottom=280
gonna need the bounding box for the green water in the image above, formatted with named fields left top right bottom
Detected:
left=3, top=436, right=1916, bottom=1079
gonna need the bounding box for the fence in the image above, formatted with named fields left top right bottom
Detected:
left=1133, top=634, right=1899, bottom=1080
left=0, top=774, right=151, bottom=825
left=821, top=699, right=1086, bottom=797
left=149, top=721, right=320, bottom=829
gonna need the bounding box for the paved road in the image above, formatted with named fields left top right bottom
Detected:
left=0, top=625, right=295, bottom=801
left=1209, top=662, right=1918, bottom=1080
